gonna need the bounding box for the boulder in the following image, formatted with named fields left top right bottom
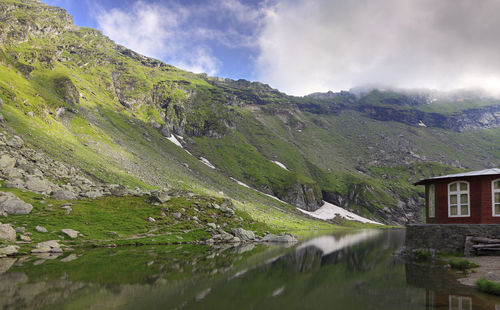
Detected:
left=231, top=227, right=255, bottom=241
left=4, top=168, right=23, bottom=178
left=61, top=229, right=79, bottom=239
left=0, top=192, right=33, bottom=215
left=80, top=191, right=103, bottom=199
left=32, top=240, right=62, bottom=253
left=0, top=223, right=16, bottom=242
left=19, top=235, right=31, bottom=242
left=0, top=155, right=16, bottom=169
left=6, top=136, right=23, bottom=149
left=262, top=233, right=298, bottom=243
left=173, top=212, right=182, bottom=220
left=51, top=190, right=77, bottom=200
left=109, top=185, right=128, bottom=197
left=150, top=189, right=171, bottom=203
left=212, top=232, right=234, bottom=242
left=35, top=225, right=48, bottom=233
left=207, top=223, right=217, bottom=230
left=25, top=176, right=52, bottom=193
left=60, top=205, right=72, bottom=215
left=0, top=245, right=19, bottom=257
left=4, top=178, right=25, bottom=189
left=147, top=217, right=156, bottom=223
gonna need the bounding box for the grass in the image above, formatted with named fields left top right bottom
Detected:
left=448, top=257, right=479, bottom=270
left=0, top=187, right=278, bottom=250
left=476, top=278, right=500, bottom=296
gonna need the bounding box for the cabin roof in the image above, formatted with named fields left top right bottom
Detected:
left=414, top=168, right=500, bottom=185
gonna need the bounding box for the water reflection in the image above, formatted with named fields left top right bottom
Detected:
left=1, top=229, right=500, bottom=309
left=406, top=261, right=500, bottom=310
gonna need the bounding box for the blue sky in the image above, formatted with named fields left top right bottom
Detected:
left=43, top=0, right=264, bottom=82
left=42, top=0, right=500, bottom=96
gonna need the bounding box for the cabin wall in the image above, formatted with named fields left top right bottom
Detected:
left=478, top=175, right=500, bottom=224
left=425, top=175, right=500, bottom=224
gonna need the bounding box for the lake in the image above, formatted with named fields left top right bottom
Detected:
left=1, top=229, right=499, bottom=309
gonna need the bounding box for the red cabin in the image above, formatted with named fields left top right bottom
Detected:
left=415, top=169, right=500, bottom=224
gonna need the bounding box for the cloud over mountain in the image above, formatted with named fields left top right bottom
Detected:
left=256, top=0, right=500, bottom=96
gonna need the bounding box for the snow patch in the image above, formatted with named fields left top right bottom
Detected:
left=272, top=160, right=289, bottom=171
left=418, top=120, right=427, bottom=127
left=263, top=193, right=287, bottom=204
left=167, top=135, right=183, bottom=148
left=298, top=201, right=382, bottom=225
left=230, top=177, right=251, bottom=189
left=297, top=230, right=381, bottom=256
left=200, top=157, right=216, bottom=169
left=230, top=177, right=287, bottom=203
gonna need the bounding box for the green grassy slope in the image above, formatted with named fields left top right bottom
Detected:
left=2, top=0, right=500, bottom=226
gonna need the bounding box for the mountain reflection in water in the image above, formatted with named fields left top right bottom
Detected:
left=1, top=229, right=500, bottom=309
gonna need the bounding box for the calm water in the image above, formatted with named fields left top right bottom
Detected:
left=1, top=229, right=499, bottom=309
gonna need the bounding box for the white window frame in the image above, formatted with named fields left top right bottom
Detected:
left=492, top=179, right=500, bottom=217
left=448, top=181, right=470, bottom=218
left=449, top=295, right=472, bottom=310
left=428, top=184, right=436, bottom=218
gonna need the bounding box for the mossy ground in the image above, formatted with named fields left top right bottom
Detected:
left=476, top=278, right=500, bottom=296
left=0, top=187, right=350, bottom=253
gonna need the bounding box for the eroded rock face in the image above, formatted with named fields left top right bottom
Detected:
left=284, top=182, right=323, bottom=212
left=0, top=192, right=33, bottom=215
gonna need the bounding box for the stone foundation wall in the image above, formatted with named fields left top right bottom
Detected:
left=406, top=224, right=500, bottom=254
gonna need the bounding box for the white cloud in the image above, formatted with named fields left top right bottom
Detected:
left=256, top=0, right=500, bottom=96
left=95, top=1, right=220, bottom=75
left=175, top=47, right=220, bottom=76
left=94, top=0, right=267, bottom=76
left=96, top=1, right=184, bottom=59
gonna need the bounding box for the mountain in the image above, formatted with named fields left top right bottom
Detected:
left=2, top=0, right=500, bottom=226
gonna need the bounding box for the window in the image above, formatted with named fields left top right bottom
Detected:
left=492, top=179, right=500, bottom=216
left=428, top=184, right=436, bottom=218
left=449, top=295, right=472, bottom=310
left=448, top=182, right=470, bottom=217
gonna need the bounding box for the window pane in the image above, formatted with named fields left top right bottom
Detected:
left=461, top=194, right=468, bottom=204
left=460, top=182, right=468, bottom=191
left=450, top=195, right=457, bottom=204
left=450, top=205, right=458, bottom=216
left=450, top=183, right=457, bottom=192
left=461, top=205, right=469, bottom=215
left=495, top=205, right=500, bottom=215
left=428, top=185, right=435, bottom=218
left=495, top=193, right=500, bottom=204
left=495, top=181, right=500, bottom=190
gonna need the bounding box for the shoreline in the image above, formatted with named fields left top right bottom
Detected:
left=457, top=256, right=500, bottom=287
